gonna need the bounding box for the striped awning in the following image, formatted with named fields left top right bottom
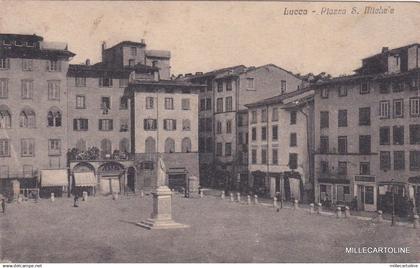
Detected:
left=40, top=169, right=68, bottom=187
left=74, top=172, right=96, bottom=187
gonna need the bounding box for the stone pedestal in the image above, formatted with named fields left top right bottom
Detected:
left=82, top=191, right=88, bottom=201
left=344, top=206, right=350, bottom=218
left=309, top=203, right=315, bottom=214
left=236, top=192, right=241, bottom=202
left=50, top=193, right=55, bottom=202
left=137, top=186, right=189, bottom=230
left=247, top=195, right=251, bottom=205
left=413, top=215, right=419, bottom=229
left=294, top=200, right=299, bottom=209
left=377, top=210, right=383, bottom=222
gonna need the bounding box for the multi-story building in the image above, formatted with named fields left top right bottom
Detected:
left=245, top=88, right=315, bottom=201
left=314, top=44, right=420, bottom=213
left=0, top=34, right=75, bottom=197
left=127, top=79, right=203, bottom=191
left=212, top=64, right=304, bottom=191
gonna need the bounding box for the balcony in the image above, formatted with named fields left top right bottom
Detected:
left=68, top=147, right=134, bottom=162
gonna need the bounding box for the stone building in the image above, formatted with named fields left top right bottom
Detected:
left=313, top=44, right=420, bottom=212
left=0, top=33, right=75, bottom=197
left=245, top=88, right=315, bottom=201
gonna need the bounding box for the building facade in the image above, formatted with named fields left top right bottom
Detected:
left=0, top=34, right=74, bottom=197
left=246, top=88, right=315, bottom=201
left=314, top=44, right=420, bottom=213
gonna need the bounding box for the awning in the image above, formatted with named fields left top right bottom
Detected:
left=40, top=169, right=68, bottom=187
left=74, top=172, right=96, bottom=187
left=167, top=167, right=187, bottom=175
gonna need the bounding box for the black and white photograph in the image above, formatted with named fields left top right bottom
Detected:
left=0, top=0, right=419, bottom=265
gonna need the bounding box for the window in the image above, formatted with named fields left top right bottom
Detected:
left=164, top=138, right=175, bottom=153
left=338, top=110, right=347, bottom=127
left=21, top=138, right=35, bottom=157
left=101, top=97, right=111, bottom=114
left=76, top=139, right=86, bottom=152
left=205, top=118, right=212, bottom=132
left=0, top=107, right=11, bottom=129
left=48, top=109, right=62, bottom=127
left=47, top=60, right=61, bottom=72
left=182, top=138, right=192, bottom=153
left=290, top=111, right=297, bottom=125
left=338, top=86, right=347, bottom=97
left=76, top=95, right=86, bottom=109
left=225, top=143, right=232, bottom=156
left=182, top=98, right=190, bottom=110
left=48, top=139, right=61, bottom=156
left=251, top=127, right=257, bottom=141
left=216, top=98, right=223, bottom=113
left=410, top=151, right=420, bottom=170
left=261, top=149, right=267, bottom=164
left=360, top=162, right=370, bottom=175
left=0, top=139, right=10, bottom=157
left=246, top=78, right=254, bottom=90
left=225, top=97, right=233, bottom=112
left=393, top=99, right=404, bottom=118
left=164, top=98, right=174, bottom=110
left=410, top=97, right=420, bottom=117
left=338, top=161, right=347, bottom=175
left=0, top=58, right=10, bottom=69
left=365, top=186, right=374, bottom=205
left=75, top=77, right=86, bottom=87
left=146, top=97, right=154, bottom=109
left=238, top=132, right=244, bottom=145
left=216, top=121, right=222, bottom=134
left=359, top=107, right=371, bottom=126
left=393, top=126, right=404, bottom=145
left=394, top=151, right=405, bottom=170
left=73, top=118, right=88, bottom=131
left=251, top=111, right=257, bottom=124
left=120, top=97, right=128, bottom=110
left=22, top=59, right=32, bottom=71
left=392, top=81, right=403, bottom=92
left=379, top=127, right=390, bottom=145
left=145, top=137, right=156, bottom=153
left=206, top=137, right=213, bottom=153
left=320, top=111, right=329, bottom=128
left=99, top=77, right=113, bottom=87
left=199, top=118, right=205, bottom=132
left=226, top=120, right=232, bottom=134
left=23, top=165, right=33, bottom=178
left=99, top=119, right=113, bottom=131
left=47, top=81, right=60, bottom=100
left=19, top=109, right=35, bottom=128
left=289, top=153, right=298, bottom=169
left=120, top=119, right=129, bottom=132
left=182, top=119, right=191, bottom=131
left=410, top=125, right=420, bottom=144
left=272, top=149, right=278, bottom=164
left=379, top=82, right=390, bottom=94
left=100, top=139, right=112, bottom=156
left=128, top=59, right=135, bottom=67
left=280, top=80, right=287, bottom=93
left=379, top=101, right=390, bottom=119
left=261, top=126, right=267, bottom=141
left=338, top=136, right=347, bottom=154
left=359, top=135, right=371, bottom=154
left=0, top=79, right=8, bottom=98
left=216, top=143, right=223, bottom=156
left=130, top=47, right=137, bottom=56
left=320, top=136, right=329, bottom=154
left=360, top=81, right=370, bottom=94
left=0, top=165, right=9, bottom=178
left=206, top=98, right=211, bottom=111
left=272, top=125, right=278, bottom=141
left=163, top=119, right=177, bottom=131
left=261, top=109, right=267, bottom=122
left=119, top=138, right=130, bottom=153
left=321, top=164, right=329, bottom=177
left=251, top=149, right=257, bottom=164
left=217, top=81, right=223, bottom=92
left=200, top=99, right=205, bottom=111
left=380, top=151, right=391, bottom=171
left=321, top=88, right=329, bottom=98
left=290, top=133, right=297, bottom=147
left=21, top=80, right=33, bottom=99
left=272, top=108, right=279, bottom=122
left=143, top=119, right=157, bottom=131
left=199, top=138, right=205, bottom=152
left=226, top=80, right=232, bottom=91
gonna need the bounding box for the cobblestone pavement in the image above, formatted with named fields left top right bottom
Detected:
left=1, top=193, right=419, bottom=263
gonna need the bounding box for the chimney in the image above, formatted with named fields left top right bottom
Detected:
left=102, top=41, right=107, bottom=52
left=85, top=59, right=90, bottom=66
left=153, top=70, right=160, bottom=81
left=185, top=73, right=192, bottom=77
left=382, top=47, right=389, bottom=53
left=195, top=72, right=203, bottom=76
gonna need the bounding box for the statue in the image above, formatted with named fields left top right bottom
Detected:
left=157, top=156, right=167, bottom=187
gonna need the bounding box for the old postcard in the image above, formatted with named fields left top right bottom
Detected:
left=0, top=0, right=419, bottom=266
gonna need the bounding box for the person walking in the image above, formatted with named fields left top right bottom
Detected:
left=73, top=194, right=79, bottom=207
left=1, top=197, right=6, bottom=213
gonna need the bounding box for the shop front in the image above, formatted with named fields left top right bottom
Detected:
left=39, top=169, right=69, bottom=198
left=317, top=178, right=351, bottom=208
left=354, top=175, right=376, bottom=212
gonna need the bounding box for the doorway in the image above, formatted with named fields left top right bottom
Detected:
left=127, top=167, right=136, bottom=192
left=357, top=184, right=375, bottom=211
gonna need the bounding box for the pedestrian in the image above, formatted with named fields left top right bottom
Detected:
left=73, top=194, right=79, bottom=207
left=1, top=197, right=5, bottom=213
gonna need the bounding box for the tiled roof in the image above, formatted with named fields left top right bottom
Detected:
left=0, top=46, right=75, bottom=59
left=0, top=33, right=43, bottom=42
left=104, top=41, right=146, bottom=51
left=362, top=43, right=420, bottom=60
left=68, top=62, right=157, bottom=78
left=245, top=87, right=314, bottom=108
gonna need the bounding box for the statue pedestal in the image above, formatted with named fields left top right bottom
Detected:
left=137, top=186, right=189, bottom=230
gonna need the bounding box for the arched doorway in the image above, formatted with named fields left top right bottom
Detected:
left=97, top=162, right=125, bottom=195
left=164, top=138, right=175, bottom=153
left=127, top=167, right=136, bottom=192
left=72, top=162, right=96, bottom=196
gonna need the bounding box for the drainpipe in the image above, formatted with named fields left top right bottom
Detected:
left=266, top=104, right=270, bottom=197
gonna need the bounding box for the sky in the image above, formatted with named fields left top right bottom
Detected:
left=1, top=1, right=420, bottom=77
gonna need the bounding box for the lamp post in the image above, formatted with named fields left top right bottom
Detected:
left=391, top=179, right=395, bottom=226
